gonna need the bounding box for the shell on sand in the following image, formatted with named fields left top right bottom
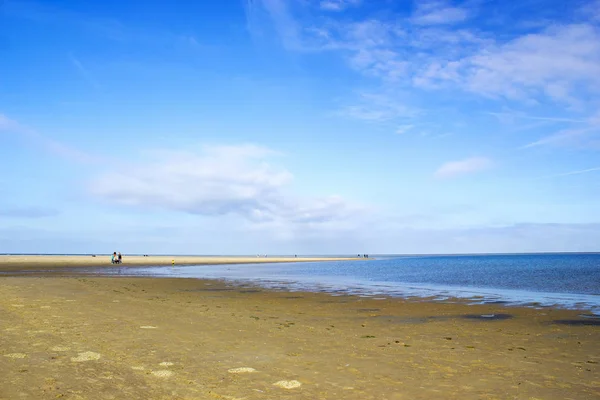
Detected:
left=4, top=353, right=27, bottom=359
left=228, top=367, right=256, bottom=374
left=71, top=352, right=101, bottom=362
left=273, top=380, right=302, bottom=389
left=140, top=326, right=157, bottom=329
left=151, top=370, right=173, bottom=378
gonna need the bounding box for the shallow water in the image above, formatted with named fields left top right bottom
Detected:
left=88, top=254, right=600, bottom=314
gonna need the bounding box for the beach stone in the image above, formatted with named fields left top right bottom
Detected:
left=71, top=352, right=101, bottom=362
left=273, top=380, right=302, bottom=389
left=228, top=367, right=256, bottom=374
left=4, top=353, right=27, bottom=359
left=151, top=370, right=173, bottom=378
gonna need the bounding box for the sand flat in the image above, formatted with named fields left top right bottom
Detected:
left=0, top=254, right=360, bottom=272
left=0, top=275, right=598, bottom=399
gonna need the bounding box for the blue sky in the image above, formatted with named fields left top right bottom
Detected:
left=1, top=0, right=599, bottom=254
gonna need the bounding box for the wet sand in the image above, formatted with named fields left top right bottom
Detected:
left=0, top=255, right=359, bottom=272
left=1, top=274, right=598, bottom=399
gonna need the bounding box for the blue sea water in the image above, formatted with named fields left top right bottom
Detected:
left=100, top=254, right=600, bottom=314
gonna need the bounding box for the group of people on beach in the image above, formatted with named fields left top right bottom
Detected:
left=111, top=252, right=122, bottom=264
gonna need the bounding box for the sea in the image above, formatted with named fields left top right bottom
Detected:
left=96, top=253, right=600, bottom=314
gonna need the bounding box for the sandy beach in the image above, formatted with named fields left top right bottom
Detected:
left=0, top=255, right=360, bottom=272
left=0, top=270, right=598, bottom=399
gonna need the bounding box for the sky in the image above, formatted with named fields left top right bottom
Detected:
left=1, top=0, right=599, bottom=255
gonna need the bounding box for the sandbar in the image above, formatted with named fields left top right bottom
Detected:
left=0, top=254, right=360, bottom=272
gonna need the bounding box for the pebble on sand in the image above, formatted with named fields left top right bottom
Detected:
left=71, top=352, right=101, bottom=362
left=151, top=370, right=173, bottom=378
left=228, top=367, right=257, bottom=373
left=273, top=380, right=302, bottom=389
left=4, top=353, right=27, bottom=359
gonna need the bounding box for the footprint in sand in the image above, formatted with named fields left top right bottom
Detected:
left=228, top=367, right=257, bottom=374
left=159, top=362, right=174, bottom=367
left=151, top=370, right=173, bottom=378
left=273, top=380, right=302, bottom=389
left=71, top=352, right=101, bottom=362
left=140, top=326, right=158, bottom=329
left=4, top=353, right=27, bottom=359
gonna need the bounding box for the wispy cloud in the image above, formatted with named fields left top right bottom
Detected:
left=251, top=1, right=600, bottom=118
left=434, top=157, right=492, bottom=179
left=520, top=127, right=598, bottom=149
left=0, top=113, right=100, bottom=163
left=69, top=54, right=101, bottom=89
left=320, top=0, right=361, bottom=12
left=411, top=0, right=471, bottom=25
left=0, top=206, right=59, bottom=218
left=6, top=0, right=202, bottom=50
left=334, top=92, right=419, bottom=122
left=396, top=124, right=414, bottom=134
left=246, top=0, right=304, bottom=50
left=487, top=111, right=588, bottom=124
left=543, top=166, right=600, bottom=179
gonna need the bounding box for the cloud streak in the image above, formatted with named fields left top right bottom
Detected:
left=0, top=113, right=100, bottom=163
left=411, top=0, right=471, bottom=25
left=320, top=0, right=361, bottom=12
left=69, top=54, right=101, bottom=89
left=0, top=207, right=59, bottom=218
left=434, top=157, right=492, bottom=179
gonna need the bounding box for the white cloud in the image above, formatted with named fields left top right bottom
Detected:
left=90, top=144, right=367, bottom=227
left=417, top=24, right=600, bottom=104
left=411, top=0, right=471, bottom=25
left=434, top=156, right=492, bottom=179
left=320, top=0, right=361, bottom=12
left=251, top=1, right=600, bottom=117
